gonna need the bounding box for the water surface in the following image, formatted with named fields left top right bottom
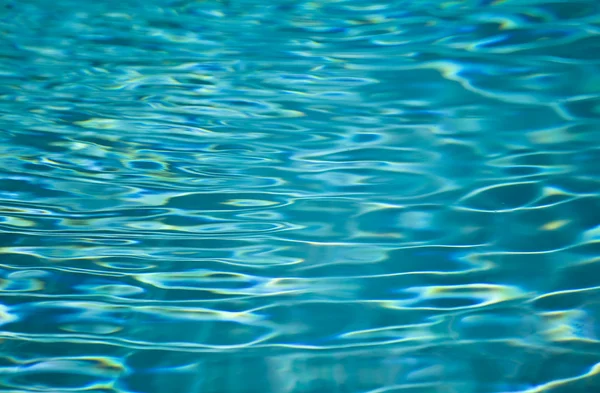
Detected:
left=1, top=0, right=600, bottom=392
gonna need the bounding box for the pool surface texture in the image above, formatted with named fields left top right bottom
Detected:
left=0, top=0, right=600, bottom=392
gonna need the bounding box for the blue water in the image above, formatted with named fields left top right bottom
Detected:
left=1, top=0, right=600, bottom=392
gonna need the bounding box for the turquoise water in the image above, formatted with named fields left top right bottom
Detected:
left=1, top=0, right=600, bottom=392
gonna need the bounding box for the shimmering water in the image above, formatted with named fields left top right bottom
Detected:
left=1, top=0, right=600, bottom=392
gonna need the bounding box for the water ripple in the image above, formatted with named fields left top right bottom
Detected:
left=1, top=0, right=600, bottom=392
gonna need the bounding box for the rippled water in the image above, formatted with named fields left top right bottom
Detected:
left=1, top=0, right=600, bottom=392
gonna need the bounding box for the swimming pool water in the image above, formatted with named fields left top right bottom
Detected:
left=1, top=0, right=600, bottom=392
